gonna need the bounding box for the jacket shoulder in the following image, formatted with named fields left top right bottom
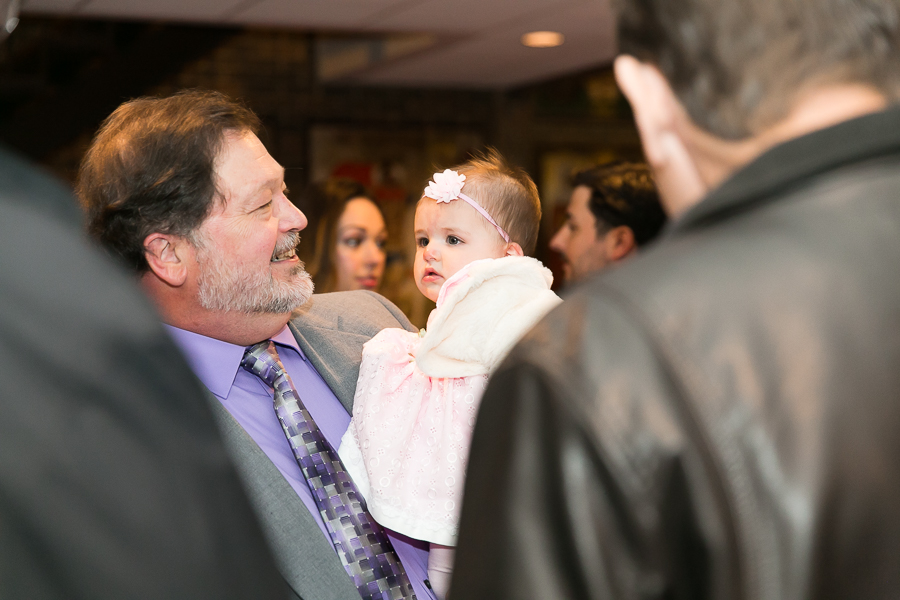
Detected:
left=291, top=290, right=415, bottom=336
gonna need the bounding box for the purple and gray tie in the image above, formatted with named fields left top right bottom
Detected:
left=241, top=341, right=416, bottom=600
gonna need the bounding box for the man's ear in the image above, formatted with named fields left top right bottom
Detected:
left=614, top=55, right=707, bottom=216
left=605, top=225, right=637, bottom=262
left=505, top=242, right=524, bottom=257
left=143, top=233, right=189, bottom=287
left=614, top=55, right=676, bottom=167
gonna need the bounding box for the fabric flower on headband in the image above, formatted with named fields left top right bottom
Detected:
left=421, top=168, right=511, bottom=243
left=424, top=169, right=467, bottom=203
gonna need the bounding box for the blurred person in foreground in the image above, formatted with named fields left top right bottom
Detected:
left=549, top=161, right=666, bottom=283
left=0, top=147, right=284, bottom=600
left=77, top=90, right=434, bottom=600
left=0, top=14, right=282, bottom=597
left=451, top=0, right=900, bottom=598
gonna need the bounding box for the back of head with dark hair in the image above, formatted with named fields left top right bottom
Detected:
left=615, top=0, right=900, bottom=138
left=76, top=89, right=261, bottom=273
left=572, top=161, right=666, bottom=246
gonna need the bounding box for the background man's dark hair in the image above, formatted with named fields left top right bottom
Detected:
left=572, top=161, right=666, bottom=246
left=76, top=89, right=260, bottom=273
left=615, top=0, right=900, bottom=139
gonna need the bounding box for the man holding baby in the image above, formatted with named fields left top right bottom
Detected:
left=77, top=90, right=434, bottom=600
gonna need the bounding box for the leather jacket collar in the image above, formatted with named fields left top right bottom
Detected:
left=672, top=103, right=900, bottom=234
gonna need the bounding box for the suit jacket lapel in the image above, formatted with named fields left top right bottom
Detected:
left=202, top=292, right=410, bottom=599
left=288, top=312, right=370, bottom=414
left=204, top=395, right=360, bottom=600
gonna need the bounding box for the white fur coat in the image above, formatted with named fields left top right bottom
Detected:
left=415, top=255, right=562, bottom=378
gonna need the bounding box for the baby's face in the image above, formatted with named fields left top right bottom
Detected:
left=414, top=197, right=509, bottom=302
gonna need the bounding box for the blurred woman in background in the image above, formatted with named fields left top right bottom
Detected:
left=305, top=179, right=388, bottom=293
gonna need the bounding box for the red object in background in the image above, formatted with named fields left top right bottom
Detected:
left=331, top=162, right=374, bottom=188
left=547, top=249, right=566, bottom=292
left=374, top=185, right=408, bottom=204
left=546, top=204, right=567, bottom=292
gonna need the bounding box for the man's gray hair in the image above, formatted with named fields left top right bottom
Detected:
left=615, top=0, right=900, bottom=139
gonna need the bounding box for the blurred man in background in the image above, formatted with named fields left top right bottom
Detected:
left=549, top=161, right=666, bottom=283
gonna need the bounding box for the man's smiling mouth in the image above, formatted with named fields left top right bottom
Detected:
left=271, top=247, right=297, bottom=262
left=271, top=233, right=300, bottom=262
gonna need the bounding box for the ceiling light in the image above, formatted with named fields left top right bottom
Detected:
left=521, top=31, right=565, bottom=48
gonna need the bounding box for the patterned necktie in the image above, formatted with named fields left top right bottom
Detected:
left=241, top=341, right=416, bottom=600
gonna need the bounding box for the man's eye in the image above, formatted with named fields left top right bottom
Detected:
left=447, top=235, right=462, bottom=245
left=257, top=201, right=273, bottom=212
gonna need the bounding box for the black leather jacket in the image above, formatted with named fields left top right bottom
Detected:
left=451, top=106, right=900, bottom=600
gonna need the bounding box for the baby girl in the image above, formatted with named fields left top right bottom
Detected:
left=339, top=151, right=561, bottom=598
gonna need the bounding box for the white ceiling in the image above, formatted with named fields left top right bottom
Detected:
left=19, top=0, right=616, bottom=89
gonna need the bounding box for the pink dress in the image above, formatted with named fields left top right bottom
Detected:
left=339, top=256, right=561, bottom=545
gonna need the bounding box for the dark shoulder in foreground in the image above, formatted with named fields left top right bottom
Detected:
left=0, top=146, right=284, bottom=599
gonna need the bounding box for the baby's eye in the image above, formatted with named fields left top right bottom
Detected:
left=416, top=236, right=429, bottom=248
left=447, top=235, right=462, bottom=245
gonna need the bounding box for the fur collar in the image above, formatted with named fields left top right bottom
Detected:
left=414, top=256, right=562, bottom=377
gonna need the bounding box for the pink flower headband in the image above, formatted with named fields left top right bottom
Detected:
left=423, top=169, right=510, bottom=243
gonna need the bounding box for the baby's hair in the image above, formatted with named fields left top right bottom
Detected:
left=440, top=149, right=542, bottom=255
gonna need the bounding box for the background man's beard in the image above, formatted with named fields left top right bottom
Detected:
left=193, top=232, right=314, bottom=314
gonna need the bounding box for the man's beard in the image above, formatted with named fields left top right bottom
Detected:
left=192, top=230, right=314, bottom=314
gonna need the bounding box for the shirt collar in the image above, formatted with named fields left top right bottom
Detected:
left=164, top=323, right=305, bottom=400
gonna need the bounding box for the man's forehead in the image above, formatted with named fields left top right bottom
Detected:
left=569, top=186, right=595, bottom=218
left=217, top=130, right=282, bottom=171
left=570, top=185, right=593, bottom=203
left=214, top=130, right=284, bottom=204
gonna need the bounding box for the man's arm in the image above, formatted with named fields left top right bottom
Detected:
left=289, top=289, right=416, bottom=411
left=359, top=289, right=417, bottom=333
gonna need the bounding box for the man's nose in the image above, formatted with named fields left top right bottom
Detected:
left=549, top=228, right=566, bottom=253
left=363, top=240, right=383, bottom=264
left=277, top=196, right=307, bottom=232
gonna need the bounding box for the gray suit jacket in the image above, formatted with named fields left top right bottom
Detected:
left=205, top=290, right=415, bottom=600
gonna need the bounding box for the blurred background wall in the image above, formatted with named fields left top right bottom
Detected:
left=0, top=10, right=643, bottom=324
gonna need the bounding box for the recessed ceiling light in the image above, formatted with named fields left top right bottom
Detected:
left=521, top=31, right=565, bottom=48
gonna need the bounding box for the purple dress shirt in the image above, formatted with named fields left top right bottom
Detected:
left=166, top=324, right=434, bottom=600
